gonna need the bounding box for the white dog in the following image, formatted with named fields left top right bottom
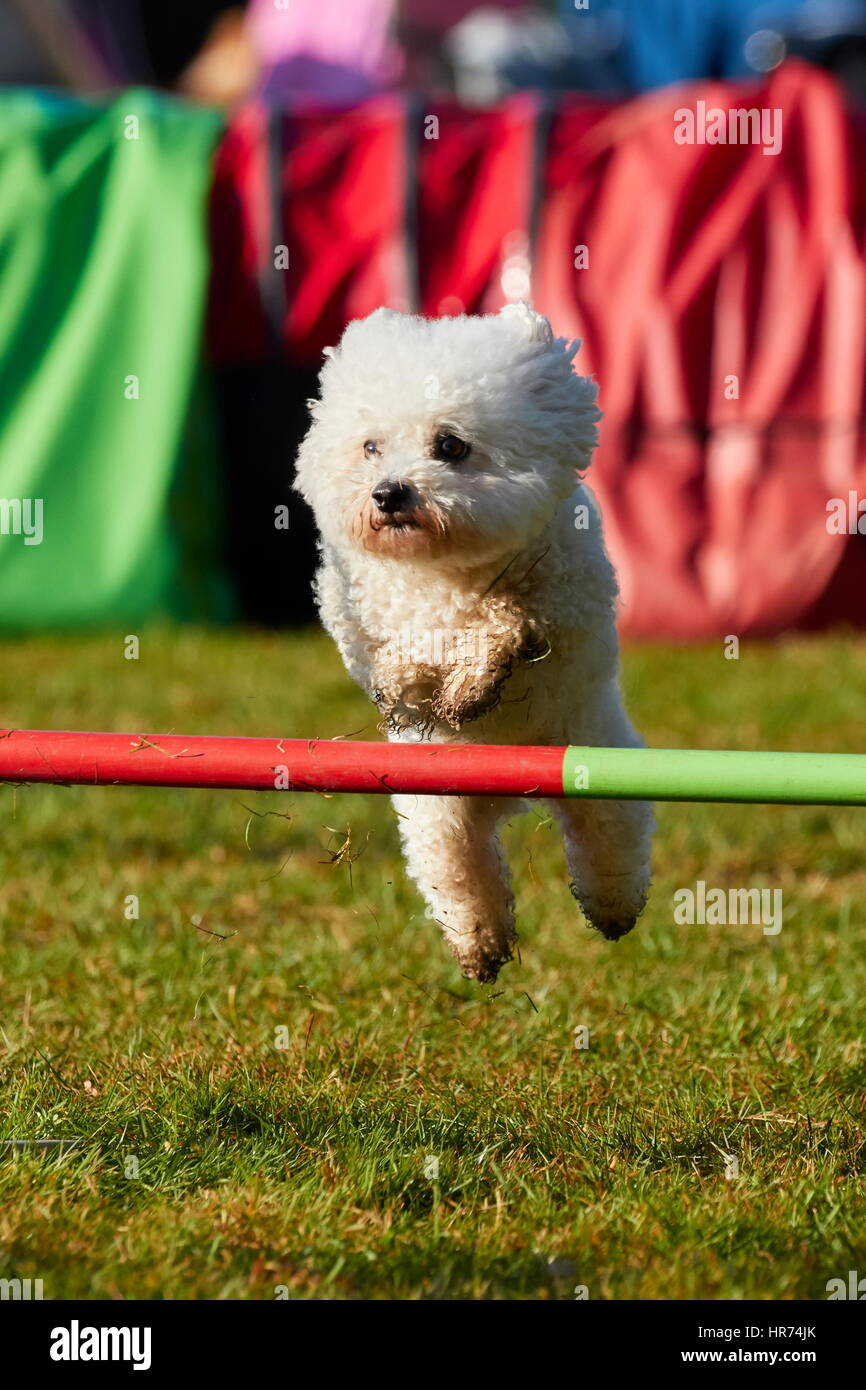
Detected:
left=295, top=303, right=654, bottom=981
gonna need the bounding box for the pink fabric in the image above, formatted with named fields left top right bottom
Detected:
left=247, top=0, right=401, bottom=103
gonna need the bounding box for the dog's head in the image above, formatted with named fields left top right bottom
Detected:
left=294, top=304, right=601, bottom=566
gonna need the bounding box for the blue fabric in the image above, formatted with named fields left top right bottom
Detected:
left=554, top=0, right=866, bottom=92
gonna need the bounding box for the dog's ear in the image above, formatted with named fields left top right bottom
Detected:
left=497, top=302, right=553, bottom=344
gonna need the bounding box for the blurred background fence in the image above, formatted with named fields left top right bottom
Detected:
left=1, top=0, right=865, bottom=635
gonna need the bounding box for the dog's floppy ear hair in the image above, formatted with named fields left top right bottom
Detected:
left=497, top=302, right=553, bottom=344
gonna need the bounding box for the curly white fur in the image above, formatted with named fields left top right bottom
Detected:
left=295, top=304, right=654, bottom=981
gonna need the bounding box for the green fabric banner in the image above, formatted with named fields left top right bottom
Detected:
left=0, top=88, right=230, bottom=628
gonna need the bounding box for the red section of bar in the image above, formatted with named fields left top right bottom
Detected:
left=0, top=730, right=567, bottom=798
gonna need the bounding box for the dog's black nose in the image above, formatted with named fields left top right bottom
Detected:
left=372, top=480, right=411, bottom=514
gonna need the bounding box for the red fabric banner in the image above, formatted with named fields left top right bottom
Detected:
left=207, top=62, right=866, bottom=636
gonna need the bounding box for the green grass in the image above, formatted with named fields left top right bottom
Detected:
left=1, top=626, right=865, bottom=1300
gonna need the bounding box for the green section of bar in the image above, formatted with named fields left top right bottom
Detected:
left=561, top=747, right=866, bottom=806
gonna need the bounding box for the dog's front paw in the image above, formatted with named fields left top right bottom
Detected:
left=517, top=623, right=551, bottom=665
left=371, top=664, right=437, bottom=718
left=430, top=663, right=511, bottom=730
left=430, top=619, right=550, bottom=729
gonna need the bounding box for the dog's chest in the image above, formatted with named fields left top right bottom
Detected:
left=353, top=569, right=490, bottom=645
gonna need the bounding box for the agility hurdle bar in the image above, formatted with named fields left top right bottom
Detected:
left=0, top=730, right=864, bottom=805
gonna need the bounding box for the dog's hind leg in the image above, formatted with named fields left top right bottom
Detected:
left=391, top=793, right=519, bottom=982
left=549, top=794, right=654, bottom=943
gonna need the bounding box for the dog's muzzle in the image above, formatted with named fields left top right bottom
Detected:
left=358, top=480, right=445, bottom=551
left=372, top=480, right=412, bottom=516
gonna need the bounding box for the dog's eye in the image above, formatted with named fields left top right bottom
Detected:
left=364, top=440, right=381, bottom=458
left=433, top=433, right=471, bottom=463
